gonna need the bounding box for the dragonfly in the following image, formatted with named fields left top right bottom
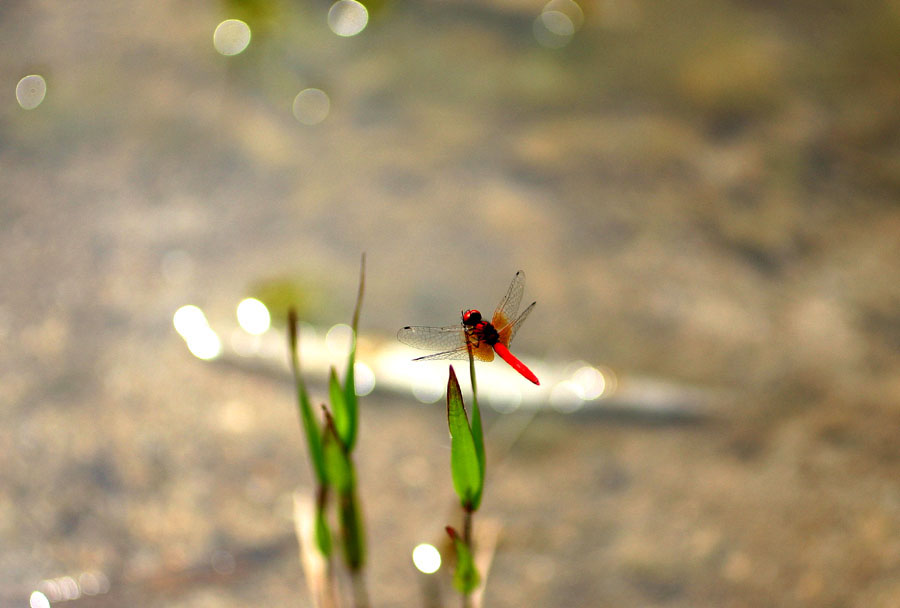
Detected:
left=398, top=271, right=540, bottom=385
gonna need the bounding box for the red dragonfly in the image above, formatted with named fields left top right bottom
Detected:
left=398, top=271, right=540, bottom=385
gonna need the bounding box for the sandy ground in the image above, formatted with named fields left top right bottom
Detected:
left=2, top=0, right=899, bottom=606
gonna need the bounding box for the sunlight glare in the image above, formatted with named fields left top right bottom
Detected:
left=486, top=383, right=522, bottom=413
left=572, top=365, right=606, bottom=400
left=30, top=591, right=50, bottom=608
left=412, top=381, right=444, bottom=404
left=534, top=11, right=575, bottom=48
left=354, top=361, right=376, bottom=396
left=186, top=327, right=222, bottom=360
left=543, top=0, right=584, bottom=30
left=412, top=543, right=442, bottom=574
left=58, top=576, right=79, bottom=600
left=236, top=298, right=271, bottom=335
left=78, top=571, right=109, bottom=595
left=292, top=88, right=330, bottom=125
left=173, top=305, right=208, bottom=338
left=325, top=323, right=353, bottom=357
left=17, top=75, right=47, bottom=110
left=213, top=19, right=251, bottom=56
left=328, top=0, right=369, bottom=37
left=550, top=380, right=584, bottom=413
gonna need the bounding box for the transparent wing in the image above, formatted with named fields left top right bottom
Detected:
left=397, top=325, right=466, bottom=352
left=492, top=271, right=525, bottom=328
left=502, top=300, right=535, bottom=345
left=411, top=348, right=472, bottom=361
left=398, top=325, right=496, bottom=361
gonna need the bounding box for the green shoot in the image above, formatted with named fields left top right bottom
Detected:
left=447, top=366, right=484, bottom=511
left=447, top=526, right=481, bottom=594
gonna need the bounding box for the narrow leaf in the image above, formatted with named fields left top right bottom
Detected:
left=322, top=407, right=353, bottom=493
left=447, top=366, right=482, bottom=510
left=446, top=526, right=481, bottom=594
left=342, top=253, right=366, bottom=451
left=288, top=309, right=327, bottom=485
left=467, top=344, right=486, bottom=508
left=322, top=406, right=366, bottom=570
left=329, top=367, right=350, bottom=446
left=314, top=501, right=333, bottom=557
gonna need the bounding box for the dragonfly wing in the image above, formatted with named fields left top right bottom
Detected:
left=497, top=300, right=535, bottom=346
left=492, top=271, right=525, bottom=329
left=412, top=348, right=471, bottom=361
left=410, top=341, right=496, bottom=362
left=397, top=325, right=466, bottom=352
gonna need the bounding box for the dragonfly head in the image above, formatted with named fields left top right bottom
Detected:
left=462, top=309, right=482, bottom=326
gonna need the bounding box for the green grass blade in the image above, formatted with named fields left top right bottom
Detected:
left=288, top=310, right=327, bottom=485
left=322, top=406, right=366, bottom=570
left=447, top=366, right=482, bottom=511
left=322, top=408, right=353, bottom=494
left=467, top=345, right=486, bottom=507
left=446, top=526, right=481, bottom=594
left=329, top=366, right=351, bottom=447
left=315, top=499, right=333, bottom=557
left=342, top=253, right=365, bottom=451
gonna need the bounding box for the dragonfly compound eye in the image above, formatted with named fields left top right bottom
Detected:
left=462, top=309, right=482, bottom=325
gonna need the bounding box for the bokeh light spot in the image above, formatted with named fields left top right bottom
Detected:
left=328, top=0, right=368, bottom=37
left=173, top=305, right=207, bottom=338
left=412, top=381, right=444, bottom=404
left=325, top=323, right=353, bottom=357
left=236, top=298, right=271, bottom=335
left=213, top=19, right=251, bottom=56
left=292, top=88, right=330, bottom=125
left=412, top=543, right=442, bottom=574
left=186, top=327, right=222, bottom=360
left=30, top=591, right=50, bottom=608
left=16, top=75, right=47, bottom=110
left=486, top=383, right=523, bottom=413
left=534, top=11, right=575, bottom=48
left=78, top=571, right=109, bottom=596
left=354, top=361, right=376, bottom=396
left=572, top=365, right=607, bottom=400
left=543, top=0, right=584, bottom=30
left=550, top=380, right=585, bottom=413
left=174, top=305, right=221, bottom=359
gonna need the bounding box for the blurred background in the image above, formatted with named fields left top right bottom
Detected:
left=2, top=0, right=899, bottom=606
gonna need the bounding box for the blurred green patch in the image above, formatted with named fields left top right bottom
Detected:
left=250, top=277, right=328, bottom=327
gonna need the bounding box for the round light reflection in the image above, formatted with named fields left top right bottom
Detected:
left=550, top=380, right=584, bottom=413
left=293, top=88, right=330, bottom=125
left=213, top=19, right=251, bottom=56
left=17, top=75, right=47, bottom=110
left=412, top=543, right=442, bottom=574
left=534, top=11, right=575, bottom=48
left=572, top=365, right=606, bottom=400
left=325, top=324, right=354, bottom=357
left=328, top=0, right=369, bottom=37
left=543, top=0, right=584, bottom=30
left=236, top=298, right=271, bottom=335
left=486, top=383, right=523, bottom=413
left=186, top=327, right=223, bottom=360
left=354, top=361, right=376, bottom=396
left=173, top=305, right=209, bottom=338
left=412, top=381, right=444, bottom=404
left=30, top=591, right=50, bottom=608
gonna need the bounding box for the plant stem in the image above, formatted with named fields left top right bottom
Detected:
left=462, top=507, right=474, bottom=608
left=350, top=569, right=370, bottom=608
left=462, top=507, right=473, bottom=549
